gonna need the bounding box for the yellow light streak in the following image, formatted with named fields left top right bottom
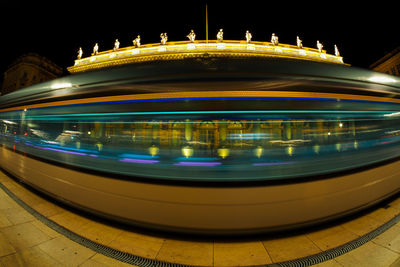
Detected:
left=1, top=90, right=398, bottom=114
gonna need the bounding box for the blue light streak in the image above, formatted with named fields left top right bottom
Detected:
left=120, top=153, right=159, bottom=159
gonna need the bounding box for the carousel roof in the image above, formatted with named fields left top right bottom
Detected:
left=68, top=35, right=346, bottom=74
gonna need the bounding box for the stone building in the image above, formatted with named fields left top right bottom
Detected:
left=370, top=45, right=400, bottom=76
left=1, top=53, right=63, bottom=95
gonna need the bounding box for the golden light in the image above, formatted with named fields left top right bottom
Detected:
left=313, top=145, right=320, bottom=154
left=354, top=140, right=358, bottom=149
left=50, top=82, right=72, bottom=89
left=96, top=143, right=103, bottom=151
left=217, top=147, right=230, bottom=159
left=182, top=146, right=194, bottom=158
left=286, top=146, right=294, bottom=156
left=149, top=145, right=159, bottom=157
left=254, top=146, right=263, bottom=158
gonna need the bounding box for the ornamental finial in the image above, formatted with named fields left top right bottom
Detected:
left=217, top=29, right=223, bottom=42
left=334, top=44, right=340, bottom=57
left=271, top=33, right=279, bottom=46
left=77, top=47, right=83, bottom=59
left=93, top=43, right=99, bottom=55
left=296, top=36, right=303, bottom=49
left=114, top=39, right=120, bottom=51
left=317, top=40, right=323, bottom=53
left=245, top=30, right=252, bottom=43
left=133, top=35, right=141, bottom=48
left=187, top=30, right=196, bottom=42
left=160, top=33, right=168, bottom=45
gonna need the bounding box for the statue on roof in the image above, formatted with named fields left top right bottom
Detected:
left=133, top=35, right=141, bottom=48
left=93, top=43, right=99, bottom=55
left=217, top=29, right=224, bottom=42
left=187, top=30, right=196, bottom=42
left=296, top=36, right=303, bottom=49
left=271, top=33, right=279, bottom=46
left=334, top=44, right=340, bottom=57
left=317, top=40, right=323, bottom=53
left=245, top=30, right=252, bottom=43
left=160, top=33, right=168, bottom=45
left=114, top=39, right=120, bottom=51
left=77, top=47, right=83, bottom=60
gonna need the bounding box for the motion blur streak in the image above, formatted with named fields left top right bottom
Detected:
left=1, top=104, right=400, bottom=181
left=2, top=57, right=400, bottom=234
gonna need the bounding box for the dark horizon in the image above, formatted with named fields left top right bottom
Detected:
left=1, top=1, right=399, bottom=77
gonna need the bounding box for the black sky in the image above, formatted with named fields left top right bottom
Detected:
left=1, top=1, right=399, bottom=78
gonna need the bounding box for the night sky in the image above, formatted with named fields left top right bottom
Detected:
left=1, top=1, right=399, bottom=79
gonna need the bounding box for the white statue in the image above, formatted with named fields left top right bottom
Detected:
left=114, top=39, right=120, bottom=51
left=317, top=40, right=323, bottom=53
left=160, top=33, right=168, bottom=45
left=334, top=44, right=340, bottom=56
left=133, top=35, right=141, bottom=48
left=271, top=33, right=279, bottom=46
left=217, top=29, right=223, bottom=42
left=187, top=30, right=196, bottom=42
left=296, top=36, right=303, bottom=49
left=77, top=47, right=83, bottom=59
left=245, top=30, right=252, bottom=43
left=93, top=43, right=99, bottom=55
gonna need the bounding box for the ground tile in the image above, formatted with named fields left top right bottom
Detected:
left=0, top=246, right=63, bottom=267
left=214, top=240, right=271, bottom=266
left=49, top=211, right=92, bottom=232
left=306, top=225, right=359, bottom=251
left=30, top=220, right=61, bottom=239
left=1, top=207, right=35, bottom=225
left=366, top=207, right=399, bottom=224
left=11, top=188, right=45, bottom=208
left=156, top=239, right=213, bottom=266
left=262, top=234, right=321, bottom=262
left=390, top=257, right=400, bottom=267
left=38, top=235, right=96, bottom=266
left=0, top=182, right=34, bottom=204
left=335, top=242, right=399, bottom=267
left=373, top=224, right=400, bottom=253
left=108, top=231, right=165, bottom=260
left=78, top=220, right=123, bottom=246
left=0, top=213, right=12, bottom=228
left=0, top=172, right=11, bottom=183
left=341, top=214, right=383, bottom=236
left=32, top=201, right=66, bottom=218
left=0, top=221, right=52, bottom=250
left=0, top=232, right=16, bottom=257
left=80, top=253, right=137, bottom=267
left=0, top=196, right=19, bottom=210
left=387, top=197, right=400, bottom=211
left=313, top=259, right=344, bottom=267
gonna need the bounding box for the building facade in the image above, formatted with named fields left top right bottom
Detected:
left=370, top=46, right=400, bottom=76
left=1, top=53, right=63, bottom=95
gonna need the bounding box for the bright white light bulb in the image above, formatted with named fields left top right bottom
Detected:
left=51, top=82, right=72, bottom=89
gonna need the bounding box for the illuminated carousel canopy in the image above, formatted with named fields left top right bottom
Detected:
left=68, top=33, right=346, bottom=74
